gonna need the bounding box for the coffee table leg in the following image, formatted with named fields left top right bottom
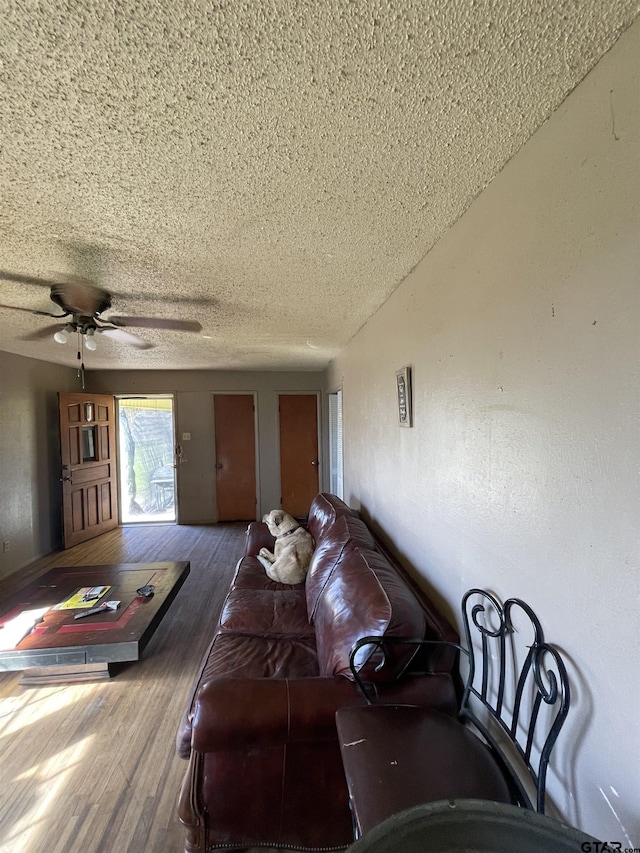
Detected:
left=19, top=661, right=111, bottom=686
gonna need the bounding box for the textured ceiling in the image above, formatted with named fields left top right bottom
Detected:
left=0, top=1, right=637, bottom=372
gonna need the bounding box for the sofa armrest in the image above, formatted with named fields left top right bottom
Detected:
left=191, top=677, right=352, bottom=751
left=190, top=673, right=459, bottom=753
left=245, top=521, right=275, bottom=556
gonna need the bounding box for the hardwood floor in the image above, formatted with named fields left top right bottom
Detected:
left=0, top=523, right=249, bottom=853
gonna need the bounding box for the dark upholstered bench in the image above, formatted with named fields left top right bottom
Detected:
left=336, top=589, right=571, bottom=839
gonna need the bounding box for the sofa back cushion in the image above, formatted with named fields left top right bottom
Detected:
left=314, top=547, right=426, bottom=683
left=306, top=493, right=359, bottom=544
left=306, top=515, right=377, bottom=622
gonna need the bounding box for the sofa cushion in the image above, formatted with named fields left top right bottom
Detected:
left=219, top=588, right=314, bottom=637
left=306, top=493, right=359, bottom=543
left=314, top=547, right=426, bottom=682
left=199, top=632, right=319, bottom=681
left=231, top=555, right=306, bottom=592
left=306, top=515, right=378, bottom=622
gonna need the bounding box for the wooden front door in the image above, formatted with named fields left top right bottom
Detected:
left=213, top=394, right=257, bottom=521
left=279, top=394, right=319, bottom=517
left=59, top=392, right=119, bottom=548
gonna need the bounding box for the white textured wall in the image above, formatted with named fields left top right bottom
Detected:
left=326, top=22, right=639, bottom=844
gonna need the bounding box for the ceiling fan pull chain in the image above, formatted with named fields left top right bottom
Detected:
left=76, top=329, right=86, bottom=390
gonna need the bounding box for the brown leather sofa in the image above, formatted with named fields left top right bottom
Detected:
left=176, top=493, right=460, bottom=852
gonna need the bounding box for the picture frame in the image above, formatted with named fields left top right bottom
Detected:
left=396, top=366, right=412, bottom=427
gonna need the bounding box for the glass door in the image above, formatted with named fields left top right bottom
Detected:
left=117, top=396, right=176, bottom=523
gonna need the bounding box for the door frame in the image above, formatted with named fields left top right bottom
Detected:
left=114, top=394, right=177, bottom=525
left=327, top=387, right=344, bottom=499
left=276, top=391, right=323, bottom=508
left=212, top=391, right=260, bottom=522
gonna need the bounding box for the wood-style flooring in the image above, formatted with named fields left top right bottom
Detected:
left=0, top=522, right=254, bottom=853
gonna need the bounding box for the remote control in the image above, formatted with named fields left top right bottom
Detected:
left=74, top=603, right=109, bottom=620
left=73, top=601, right=120, bottom=620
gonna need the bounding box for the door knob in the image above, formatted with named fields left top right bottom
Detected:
left=215, top=463, right=223, bottom=469
left=311, top=460, right=319, bottom=467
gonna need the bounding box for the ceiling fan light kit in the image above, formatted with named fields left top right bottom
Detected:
left=84, top=329, right=97, bottom=351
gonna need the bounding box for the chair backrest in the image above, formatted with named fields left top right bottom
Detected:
left=347, top=587, right=571, bottom=815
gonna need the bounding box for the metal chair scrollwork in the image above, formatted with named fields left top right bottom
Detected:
left=345, top=588, right=571, bottom=816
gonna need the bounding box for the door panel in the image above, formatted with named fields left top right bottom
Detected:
left=214, top=394, right=257, bottom=521
left=59, top=392, right=119, bottom=548
left=72, top=463, right=111, bottom=484
left=279, top=394, right=319, bottom=517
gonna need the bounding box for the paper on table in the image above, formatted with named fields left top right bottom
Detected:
left=55, top=586, right=111, bottom=610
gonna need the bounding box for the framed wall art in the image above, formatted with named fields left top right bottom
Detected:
left=396, top=366, right=412, bottom=427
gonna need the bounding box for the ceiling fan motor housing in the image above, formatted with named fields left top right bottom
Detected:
left=50, top=282, right=112, bottom=317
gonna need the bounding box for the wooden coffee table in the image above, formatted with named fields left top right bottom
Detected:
left=0, top=561, right=190, bottom=685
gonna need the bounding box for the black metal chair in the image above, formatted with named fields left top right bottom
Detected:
left=335, top=588, right=571, bottom=839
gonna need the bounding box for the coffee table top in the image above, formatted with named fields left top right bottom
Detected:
left=0, top=562, right=190, bottom=670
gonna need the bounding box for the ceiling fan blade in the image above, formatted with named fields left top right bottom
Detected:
left=0, top=269, right=65, bottom=289
left=113, top=292, right=217, bottom=308
left=19, top=324, right=67, bottom=341
left=108, top=315, right=202, bottom=332
left=98, top=327, right=154, bottom=350
left=0, top=302, right=65, bottom=318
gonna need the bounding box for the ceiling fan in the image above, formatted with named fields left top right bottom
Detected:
left=0, top=268, right=203, bottom=351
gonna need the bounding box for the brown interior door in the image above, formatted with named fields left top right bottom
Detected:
left=59, top=392, right=119, bottom=548
left=279, top=394, right=319, bottom=517
left=214, top=394, right=257, bottom=521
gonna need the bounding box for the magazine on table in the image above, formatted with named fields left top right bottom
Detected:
left=55, top=586, right=111, bottom=610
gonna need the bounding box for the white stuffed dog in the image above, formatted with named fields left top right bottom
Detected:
left=257, top=509, right=315, bottom=584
